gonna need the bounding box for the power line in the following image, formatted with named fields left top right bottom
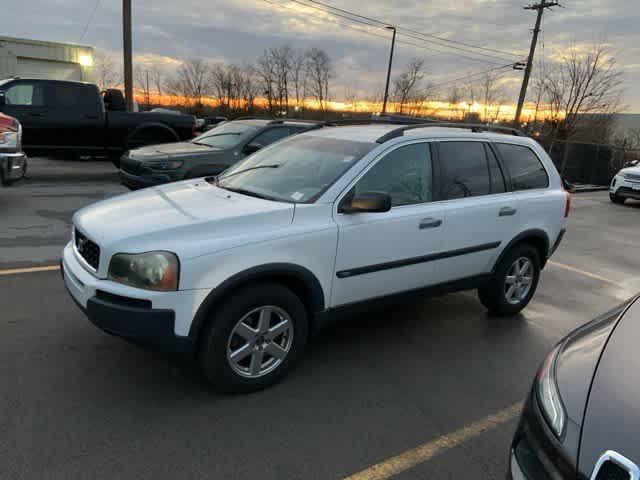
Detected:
left=300, top=0, right=523, bottom=59
left=78, top=0, right=102, bottom=43
left=269, top=0, right=517, bottom=65
left=429, top=63, right=516, bottom=90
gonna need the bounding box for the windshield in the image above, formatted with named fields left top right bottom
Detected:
left=192, top=122, right=259, bottom=148
left=216, top=135, right=375, bottom=203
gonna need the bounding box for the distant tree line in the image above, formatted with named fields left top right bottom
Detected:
left=96, top=45, right=335, bottom=117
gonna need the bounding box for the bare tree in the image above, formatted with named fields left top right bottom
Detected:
left=94, top=51, right=120, bottom=91
left=291, top=50, right=307, bottom=108
left=135, top=67, right=151, bottom=109
left=150, top=66, right=163, bottom=98
left=271, top=46, right=293, bottom=115
left=166, top=59, right=210, bottom=110
left=239, top=65, right=260, bottom=113
left=543, top=42, right=624, bottom=142
left=447, top=85, right=463, bottom=120
left=305, top=48, right=332, bottom=113
left=478, top=72, right=505, bottom=122
left=256, top=49, right=277, bottom=114
left=392, top=58, right=426, bottom=114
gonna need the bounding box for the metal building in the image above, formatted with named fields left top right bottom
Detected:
left=0, top=36, right=94, bottom=82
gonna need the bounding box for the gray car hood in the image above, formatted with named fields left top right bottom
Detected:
left=578, top=297, right=640, bottom=476
left=130, top=142, right=222, bottom=159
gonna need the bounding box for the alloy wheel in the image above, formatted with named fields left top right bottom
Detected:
left=504, top=257, right=534, bottom=305
left=226, top=306, right=294, bottom=378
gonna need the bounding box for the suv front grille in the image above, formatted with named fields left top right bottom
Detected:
left=75, top=229, right=100, bottom=271
left=624, top=173, right=640, bottom=182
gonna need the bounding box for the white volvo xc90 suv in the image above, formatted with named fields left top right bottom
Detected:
left=62, top=122, right=570, bottom=392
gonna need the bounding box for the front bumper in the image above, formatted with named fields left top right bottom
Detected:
left=611, top=175, right=640, bottom=199
left=0, top=152, right=27, bottom=182
left=61, top=243, right=208, bottom=354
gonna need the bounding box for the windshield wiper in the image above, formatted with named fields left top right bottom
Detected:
left=219, top=186, right=279, bottom=202
left=217, top=164, right=281, bottom=183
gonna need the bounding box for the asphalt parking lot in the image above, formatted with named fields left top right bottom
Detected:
left=1, top=158, right=639, bottom=479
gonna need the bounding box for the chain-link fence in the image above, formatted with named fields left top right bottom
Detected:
left=546, top=140, right=640, bottom=186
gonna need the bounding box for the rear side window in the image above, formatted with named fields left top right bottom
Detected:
left=439, top=141, right=491, bottom=200
left=495, top=143, right=549, bottom=190
left=4, top=82, right=45, bottom=106
left=48, top=83, right=98, bottom=112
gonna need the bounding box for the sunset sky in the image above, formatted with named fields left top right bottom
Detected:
left=5, top=0, right=639, bottom=111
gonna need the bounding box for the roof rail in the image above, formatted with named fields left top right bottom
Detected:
left=234, top=116, right=276, bottom=121
left=376, top=114, right=440, bottom=125
left=375, top=122, right=526, bottom=144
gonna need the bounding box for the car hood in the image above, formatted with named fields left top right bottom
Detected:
left=620, top=165, right=640, bottom=176
left=578, top=297, right=640, bottom=476
left=130, top=142, right=221, bottom=159
left=73, top=180, right=295, bottom=266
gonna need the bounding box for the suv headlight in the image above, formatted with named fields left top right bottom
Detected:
left=108, top=251, right=179, bottom=291
left=0, top=131, right=19, bottom=149
left=145, top=160, right=184, bottom=171
left=536, top=345, right=566, bottom=437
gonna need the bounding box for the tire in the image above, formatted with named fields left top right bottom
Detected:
left=478, top=243, right=541, bottom=316
left=198, top=283, right=309, bottom=393
left=0, top=168, right=8, bottom=186
left=610, top=193, right=626, bottom=204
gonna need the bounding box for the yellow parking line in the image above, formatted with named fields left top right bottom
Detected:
left=0, top=265, right=60, bottom=276
left=547, top=260, right=626, bottom=289
left=343, top=402, right=522, bottom=480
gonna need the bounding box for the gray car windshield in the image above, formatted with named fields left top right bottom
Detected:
left=216, top=135, right=375, bottom=203
left=192, top=122, right=258, bottom=148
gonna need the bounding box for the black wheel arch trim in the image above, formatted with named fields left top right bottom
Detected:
left=493, top=229, right=551, bottom=273
left=188, top=263, right=326, bottom=341
left=127, top=122, right=180, bottom=145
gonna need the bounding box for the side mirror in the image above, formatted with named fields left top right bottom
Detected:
left=0, top=92, right=5, bottom=107
left=242, top=142, right=263, bottom=155
left=341, top=191, right=392, bottom=214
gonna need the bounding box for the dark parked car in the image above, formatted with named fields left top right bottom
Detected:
left=119, top=118, right=321, bottom=190
left=509, top=296, right=640, bottom=479
left=0, top=79, right=195, bottom=160
left=0, top=112, right=26, bottom=186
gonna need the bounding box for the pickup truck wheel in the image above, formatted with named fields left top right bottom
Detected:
left=478, top=244, right=540, bottom=316
left=610, top=193, right=626, bottom=204
left=199, top=283, right=308, bottom=393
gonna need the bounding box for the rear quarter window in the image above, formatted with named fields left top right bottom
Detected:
left=495, top=143, right=549, bottom=191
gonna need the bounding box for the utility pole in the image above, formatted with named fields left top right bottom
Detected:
left=514, top=1, right=560, bottom=125
left=145, top=69, right=150, bottom=108
left=382, top=26, right=396, bottom=115
left=122, top=0, right=134, bottom=112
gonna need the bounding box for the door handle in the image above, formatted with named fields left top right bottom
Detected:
left=28, top=112, right=45, bottom=118
left=85, top=114, right=99, bottom=119
left=419, top=218, right=442, bottom=229
left=499, top=207, right=517, bottom=217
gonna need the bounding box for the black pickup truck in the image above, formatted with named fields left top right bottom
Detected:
left=0, top=78, right=195, bottom=161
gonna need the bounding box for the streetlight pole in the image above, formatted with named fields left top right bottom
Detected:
left=381, top=26, right=396, bottom=115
